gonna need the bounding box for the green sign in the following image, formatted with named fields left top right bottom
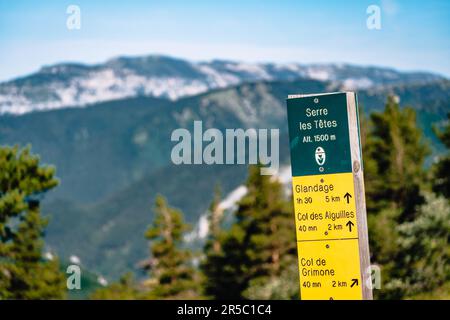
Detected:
left=286, top=92, right=353, bottom=176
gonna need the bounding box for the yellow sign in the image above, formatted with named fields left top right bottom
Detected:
left=297, top=239, right=362, bottom=300
left=292, top=172, right=358, bottom=241
left=292, top=172, right=364, bottom=299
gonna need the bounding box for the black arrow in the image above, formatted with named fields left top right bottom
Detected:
left=343, top=192, right=352, bottom=203
left=350, top=279, right=359, bottom=288
left=346, top=220, right=354, bottom=232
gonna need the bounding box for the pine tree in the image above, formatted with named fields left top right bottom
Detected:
left=364, top=96, right=430, bottom=268
left=366, top=95, right=429, bottom=219
left=144, top=195, right=201, bottom=299
left=433, top=113, right=450, bottom=198
left=6, top=208, right=66, bottom=299
left=201, top=185, right=226, bottom=298
left=0, top=146, right=66, bottom=299
left=208, top=165, right=296, bottom=299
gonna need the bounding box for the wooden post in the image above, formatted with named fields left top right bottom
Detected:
left=347, top=92, right=373, bottom=300
left=286, top=92, right=372, bottom=300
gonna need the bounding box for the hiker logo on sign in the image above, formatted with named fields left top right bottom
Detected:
left=315, top=147, right=326, bottom=166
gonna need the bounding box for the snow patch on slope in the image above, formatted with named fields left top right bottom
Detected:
left=185, top=166, right=292, bottom=243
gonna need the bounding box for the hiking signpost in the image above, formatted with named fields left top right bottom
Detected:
left=286, top=92, right=372, bottom=300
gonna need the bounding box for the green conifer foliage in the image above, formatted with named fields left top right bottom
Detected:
left=144, top=195, right=201, bottom=299
left=384, top=193, right=450, bottom=298
left=364, top=96, right=430, bottom=267
left=208, top=165, right=296, bottom=299
left=0, top=146, right=65, bottom=299
left=201, top=185, right=226, bottom=298
left=433, top=113, right=450, bottom=198
left=367, top=96, right=429, bottom=219
left=363, top=97, right=449, bottom=299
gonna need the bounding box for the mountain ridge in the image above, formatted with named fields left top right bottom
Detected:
left=0, top=54, right=445, bottom=114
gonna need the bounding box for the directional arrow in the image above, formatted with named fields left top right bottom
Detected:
left=343, top=192, right=352, bottom=204
left=346, top=220, right=354, bottom=232
left=350, top=279, right=359, bottom=288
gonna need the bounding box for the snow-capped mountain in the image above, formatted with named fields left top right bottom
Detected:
left=0, top=55, right=444, bottom=114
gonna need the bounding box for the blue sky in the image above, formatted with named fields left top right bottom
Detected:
left=0, top=0, right=449, bottom=81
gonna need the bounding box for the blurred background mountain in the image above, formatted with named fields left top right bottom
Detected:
left=0, top=55, right=445, bottom=114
